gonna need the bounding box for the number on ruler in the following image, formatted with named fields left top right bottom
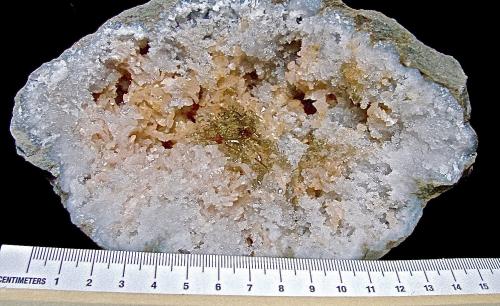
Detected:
left=278, top=284, right=284, bottom=292
left=183, top=282, right=189, bottom=290
left=395, top=285, right=405, bottom=293
left=452, top=283, right=462, bottom=291
left=151, top=281, right=157, bottom=289
left=54, top=277, right=59, bottom=286
left=215, top=283, right=221, bottom=291
left=118, top=280, right=125, bottom=288
left=424, top=284, right=434, bottom=291
left=86, top=279, right=92, bottom=287
left=336, top=285, right=347, bottom=292
left=247, top=284, right=253, bottom=292
left=366, top=285, right=375, bottom=293
left=479, top=283, right=489, bottom=290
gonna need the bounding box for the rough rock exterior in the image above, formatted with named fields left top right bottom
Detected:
left=11, top=0, right=477, bottom=258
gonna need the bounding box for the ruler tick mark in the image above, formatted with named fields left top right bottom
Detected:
left=248, top=267, right=252, bottom=282
left=450, top=269, right=456, bottom=282
left=423, top=270, right=429, bottom=283
left=25, top=247, right=34, bottom=273
left=367, top=270, right=372, bottom=284
left=186, top=263, right=189, bottom=280
left=279, top=266, right=283, bottom=283
left=339, top=270, right=343, bottom=283
left=309, top=267, right=313, bottom=283
left=477, top=269, right=484, bottom=281
left=90, top=258, right=95, bottom=276
left=395, top=270, right=401, bottom=283
left=58, top=259, right=63, bottom=275
left=122, top=262, right=126, bottom=278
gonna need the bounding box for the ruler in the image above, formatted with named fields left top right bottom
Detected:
left=0, top=245, right=499, bottom=299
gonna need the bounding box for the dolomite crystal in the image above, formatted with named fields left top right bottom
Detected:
left=11, top=0, right=477, bottom=259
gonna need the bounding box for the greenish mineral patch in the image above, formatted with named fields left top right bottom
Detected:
left=196, top=104, right=283, bottom=185
left=285, top=134, right=354, bottom=205
left=414, top=182, right=452, bottom=202
left=340, top=62, right=365, bottom=104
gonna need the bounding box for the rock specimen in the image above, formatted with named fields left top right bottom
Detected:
left=11, top=0, right=477, bottom=259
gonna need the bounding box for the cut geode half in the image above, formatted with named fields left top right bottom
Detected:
left=11, top=0, right=477, bottom=259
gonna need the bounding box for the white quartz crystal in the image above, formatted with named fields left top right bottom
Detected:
left=11, top=0, right=477, bottom=258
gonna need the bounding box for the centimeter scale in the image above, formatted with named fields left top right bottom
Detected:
left=0, top=245, right=499, bottom=303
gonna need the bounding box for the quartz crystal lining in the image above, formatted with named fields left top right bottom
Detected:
left=11, top=0, right=477, bottom=259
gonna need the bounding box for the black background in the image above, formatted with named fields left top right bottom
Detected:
left=1, top=1, right=497, bottom=259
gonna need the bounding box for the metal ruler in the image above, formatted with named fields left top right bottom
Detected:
left=0, top=245, right=499, bottom=298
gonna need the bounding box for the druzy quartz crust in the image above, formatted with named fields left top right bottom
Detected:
left=11, top=0, right=477, bottom=259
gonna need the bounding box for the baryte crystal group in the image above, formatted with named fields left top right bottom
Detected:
left=11, top=0, right=477, bottom=258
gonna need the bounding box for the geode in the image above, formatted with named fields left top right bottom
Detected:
left=11, top=0, right=477, bottom=259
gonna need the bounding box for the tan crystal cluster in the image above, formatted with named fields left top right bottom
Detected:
left=11, top=0, right=477, bottom=258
